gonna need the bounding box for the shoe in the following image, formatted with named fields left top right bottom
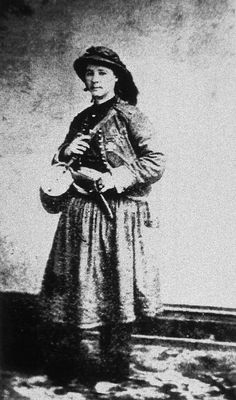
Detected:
left=94, top=381, right=121, bottom=394
left=54, top=387, right=69, bottom=395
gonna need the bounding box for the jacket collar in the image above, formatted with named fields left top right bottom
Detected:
left=89, top=96, right=123, bottom=133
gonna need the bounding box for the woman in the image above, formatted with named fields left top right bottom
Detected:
left=40, top=46, right=166, bottom=389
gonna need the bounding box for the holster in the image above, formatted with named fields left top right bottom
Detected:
left=71, top=169, right=114, bottom=220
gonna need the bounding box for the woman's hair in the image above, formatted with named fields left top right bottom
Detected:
left=74, top=46, right=139, bottom=106
left=114, top=68, right=139, bottom=106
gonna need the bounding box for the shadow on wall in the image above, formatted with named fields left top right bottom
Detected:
left=0, top=0, right=34, bottom=18
left=0, top=292, right=41, bottom=371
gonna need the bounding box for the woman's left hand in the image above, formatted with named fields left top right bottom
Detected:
left=96, top=172, right=115, bottom=193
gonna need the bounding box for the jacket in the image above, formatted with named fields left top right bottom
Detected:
left=54, top=98, right=166, bottom=198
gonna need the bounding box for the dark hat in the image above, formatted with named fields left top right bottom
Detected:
left=73, top=46, right=128, bottom=81
left=73, top=46, right=139, bottom=105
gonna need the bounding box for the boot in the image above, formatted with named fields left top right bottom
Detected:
left=39, top=323, right=81, bottom=385
left=99, top=323, right=132, bottom=383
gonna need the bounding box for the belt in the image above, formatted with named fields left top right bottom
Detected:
left=71, top=183, right=114, bottom=220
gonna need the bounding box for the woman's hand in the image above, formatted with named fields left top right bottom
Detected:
left=64, top=135, right=90, bottom=156
left=79, top=167, right=102, bottom=180
left=70, top=167, right=102, bottom=185
left=96, top=172, right=115, bottom=193
left=70, top=167, right=115, bottom=193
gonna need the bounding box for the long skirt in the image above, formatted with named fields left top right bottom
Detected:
left=40, top=193, right=162, bottom=329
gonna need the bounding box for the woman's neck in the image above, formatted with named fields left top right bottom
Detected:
left=93, top=93, right=115, bottom=105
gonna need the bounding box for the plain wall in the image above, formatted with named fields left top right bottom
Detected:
left=0, top=0, right=236, bottom=307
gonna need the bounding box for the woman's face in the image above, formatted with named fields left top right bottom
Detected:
left=84, top=64, right=118, bottom=102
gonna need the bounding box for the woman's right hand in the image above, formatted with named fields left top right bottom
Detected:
left=64, top=135, right=90, bottom=156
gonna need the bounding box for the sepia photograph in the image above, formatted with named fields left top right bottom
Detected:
left=0, top=0, right=236, bottom=399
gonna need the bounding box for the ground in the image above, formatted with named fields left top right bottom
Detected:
left=1, top=341, right=236, bottom=400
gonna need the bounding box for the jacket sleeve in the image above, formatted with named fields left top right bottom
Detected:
left=111, top=108, right=166, bottom=193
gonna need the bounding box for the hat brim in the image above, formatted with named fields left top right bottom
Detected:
left=73, top=55, right=128, bottom=81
